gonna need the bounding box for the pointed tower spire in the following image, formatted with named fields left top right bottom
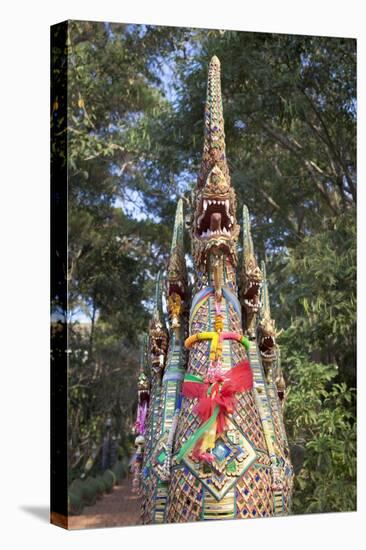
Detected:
left=135, top=334, right=150, bottom=435
left=192, top=57, right=240, bottom=270
left=153, top=270, right=164, bottom=323
left=198, top=55, right=230, bottom=188
left=149, top=271, right=168, bottom=375
left=242, top=205, right=255, bottom=257
left=260, top=260, right=271, bottom=318
left=257, top=260, right=278, bottom=381
left=139, top=333, right=149, bottom=373
left=240, top=205, right=262, bottom=338
left=167, top=199, right=187, bottom=328
left=170, top=199, right=185, bottom=255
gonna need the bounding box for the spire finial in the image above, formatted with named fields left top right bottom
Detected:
left=260, top=260, right=271, bottom=317
left=197, top=55, right=230, bottom=188
left=167, top=198, right=187, bottom=298
left=191, top=57, right=240, bottom=270
left=153, top=270, right=164, bottom=323
left=240, top=205, right=263, bottom=337
left=166, top=199, right=187, bottom=326
left=139, top=333, right=148, bottom=372
left=242, top=205, right=254, bottom=256
left=170, top=198, right=185, bottom=253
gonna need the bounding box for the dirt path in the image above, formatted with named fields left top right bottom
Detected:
left=68, top=475, right=141, bottom=530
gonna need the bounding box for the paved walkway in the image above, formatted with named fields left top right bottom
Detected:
left=68, top=476, right=141, bottom=530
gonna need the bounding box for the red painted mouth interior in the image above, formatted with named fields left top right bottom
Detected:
left=197, top=200, right=232, bottom=238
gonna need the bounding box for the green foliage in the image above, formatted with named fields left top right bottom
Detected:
left=64, top=23, right=186, bottom=471
left=68, top=491, right=84, bottom=515
left=69, top=478, right=84, bottom=495
left=283, top=354, right=356, bottom=513
left=68, top=475, right=107, bottom=510
left=102, top=469, right=116, bottom=493
left=120, top=456, right=129, bottom=473
left=275, top=207, right=356, bottom=512
left=80, top=478, right=98, bottom=506
left=94, top=475, right=106, bottom=497
left=274, top=208, right=356, bottom=386
left=69, top=477, right=98, bottom=507
left=111, top=459, right=128, bottom=483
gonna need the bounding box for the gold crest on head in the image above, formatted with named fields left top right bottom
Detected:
left=192, top=56, right=240, bottom=270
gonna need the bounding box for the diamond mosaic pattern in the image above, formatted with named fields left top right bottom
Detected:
left=231, top=339, right=246, bottom=365
left=141, top=376, right=166, bottom=522
left=235, top=462, right=274, bottom=519
left=259, top=374, right=293, bottom=514
left=173, top=396, right=201, bottom=457
left=150, top=432, right=170, bottom=480
left=181, top=417, right=257, bottom=501
left=167, top=467, right=203, bottom=523
left=267, top=381, right=286, bottom=451
left=141, top=475, right=155, bottom=524
left=228, top=303, right=243, bottom=337
left=282, top=463, right=294, bottom=512
left=233, top=390, right=267, bottom=451
left=143, top=378, right=163, bottom=468
left=166, top=286, right=295, bottom=520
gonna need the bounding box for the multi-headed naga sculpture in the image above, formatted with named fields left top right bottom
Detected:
left=133, top=56, right=293, bottom=523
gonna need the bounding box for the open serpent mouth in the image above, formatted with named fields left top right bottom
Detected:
left=243, top=280, right=261, bottom=309
left=168, top=280, right=185, bottom=300
left=259, top=335, right=276, bottom=358
left=138, top=390, right=150, bottom=405
left=196, top=198, right=234, bottom=238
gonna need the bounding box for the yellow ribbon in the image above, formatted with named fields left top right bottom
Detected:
left=185, top=331, right=219, bottom=361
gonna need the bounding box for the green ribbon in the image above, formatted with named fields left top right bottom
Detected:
left=176, top=405, right=219, bottom=463
left=184, top=373, right=204, bottom=383
left=174, top=334, right=250, bottom=464
left=240, top=335, right=250, bottom=351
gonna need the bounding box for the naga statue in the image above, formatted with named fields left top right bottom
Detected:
left=131, top=335, right=150, bottom=494
left=133, top=55, right=293, bottom=523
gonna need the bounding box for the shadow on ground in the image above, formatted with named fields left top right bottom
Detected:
left=20, top=506, right=49, bottom=523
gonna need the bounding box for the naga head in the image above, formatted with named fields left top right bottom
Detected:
left=275, top=368, right=286, bottom=405
left=273, top=346, right=286, bottom=404
left=257, top=261, right=277, bottom=366
left=242, top=257, right=262, bottom=313
left=192, top=56, right=240, bottom=270
left=257, top=314, right=277, bottom=363
left=134, top=335, right=150, bottom=436
left=137, top=366, right=150, bottom=408
left=166, top=199, right=187, bottom=328
left=149, top=272, right=168, bottom=376
left=149, top=315, right=168, bottom=375
left=241, top=205, right=263, bottom=336
left=137, top=370, right=149, bottom=394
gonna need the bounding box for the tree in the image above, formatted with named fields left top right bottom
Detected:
left=65, top=21, right=188, bottom=471
left=284, top=355, right=356, bottom=513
